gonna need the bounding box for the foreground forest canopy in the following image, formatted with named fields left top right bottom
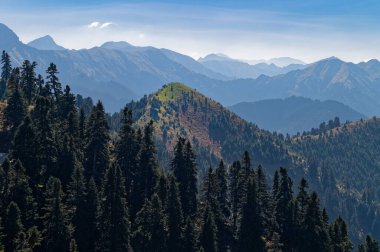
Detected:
left=0, top=51, right=379, bottom=252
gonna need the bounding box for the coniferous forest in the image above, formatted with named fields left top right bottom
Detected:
left=0, top=51, right=379, bottom=252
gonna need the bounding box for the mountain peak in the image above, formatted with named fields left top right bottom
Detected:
left=101, top=41, right=134, bottom=50
left=28, top=35, right=66, bottom=51
left=0, top=23, right=21, bottom=49
left=198, top=53, right=233, bottom=62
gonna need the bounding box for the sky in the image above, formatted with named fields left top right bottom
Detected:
left=1, top=0, right=380, bottom=63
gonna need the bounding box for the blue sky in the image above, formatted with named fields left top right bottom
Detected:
left=1, top=0, right=380, bottom=62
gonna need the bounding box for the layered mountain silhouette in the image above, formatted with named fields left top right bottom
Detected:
left=229, top=96, right=365, bottom=134
left=28, top=35, right=66, bottom=51
left=198, top=53, right=306, bottom=78
left=2, top=23, right=380, bottom=116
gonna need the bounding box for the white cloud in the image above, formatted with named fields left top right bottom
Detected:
left=100, top=22, right=113, bottom=29
left=87, top=21, right=100, bottom=28
left=87, top=21, right=113, bottom=29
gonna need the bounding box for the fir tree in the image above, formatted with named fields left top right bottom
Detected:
left=167, top=175, right=184, bottom=252
left=3, top=70, right=25, bottom=133
left=301, top=192, right=331, bottom=252
left=46, top=63, right=62, bottom=100
left=331, top=216, right=353, bottom=252
left=133, top=194, right=168, bottom=252
left=3, top=202, right=24, bottom=252
left=215, top=160, right=232, bottom=252
left=237, top=178, right=265, bottom=252
left=183, top=217, right=198, bottom=252
left=115, top=106, right=140, bottom=215
left=10, top=116, right=38, bottom=186
left=33, top=96, right=58, bottom=181
left=83, top=177, right=100, bottom=252
left=0, top=51, right=11, bottom=99
left=172, top=138, right=198, bottom=219
left=200, top=205, right=218, bottom=252
left=84, top=101, right=110, bottom=183
left=137, top=121, right=160, bottom=206
left=20, top=60, right=37, bottom=103
left=42, top=177, right=72, bottom=252
left=359, top=235, right=380, bottom=252
left=99, top=165, right=132, bottom=252
left=275, top=167, right=296, bottom=251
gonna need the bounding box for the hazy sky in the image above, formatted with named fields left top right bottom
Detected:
left=1, top=0, right=380, bottom=63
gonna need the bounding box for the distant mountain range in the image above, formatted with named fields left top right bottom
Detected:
left=28, top=35, right=66, bottom=51
left=198, top=53, right=307, bottom=79
left=229, top=96, right=365, bottom=134
left=243, top=57, right=306, bottom=67
left=2, top=23, right=380, bottom=117
left=216, top=57, right=380, bottom=116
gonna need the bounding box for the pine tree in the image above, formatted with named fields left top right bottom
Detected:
left=133, top=194, right=168, bottom=252
left=10, top=116, right=38, bottom=185
left=115, top=106, right=140, bottom=215
left=46, top=63, right=62, bottom=100
left=172, top=138, right=198, bottom=219
left=359, top=235, right=380, bottom=252
left=67, top=165, right=89, bottom=251
left=200, top=205, right=218, bottom=252
left=167, top=175, right=184, bottom=252
left=256, top=165, right=271, bottom=234
left=33, top=96, right=58, bottom=181
left=42, top=177, right=72, bottom=252
left=7, top=160, right=35, bottom=229
left=3, top=202, right=24, bottom=252
left=137, top=121, right=160, bottom=206
left=183, top=217, right=198, bottom=252
left=20, top=60, right=37, bottom=103
left=301, top=192, right=331, bottom=252
left=275, top=167, right=296, bottom=251
left=99, top=165, right=132, bottom=252
left=331, top=216, right=353, bottom=252
left=215, top=160, right=232, bottom=252
left=83, top=177, right=100, bottom=252
left=237, top=178, right=265, bottom=252
left=3, top=70, right=25, bottom=133
left=84, top=101, right=110, bottom=183
left=0, top=51, right=12, bottom=99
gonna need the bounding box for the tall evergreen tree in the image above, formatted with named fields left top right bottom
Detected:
left=84, top=101, right=110, bottom=183
left=7, top=160, right=35, bottom=229
left=82, top=177, right=100, bottom=252
left=42, top=177, right=72, bottom=252
left=46, top=63, right=62, bottom=100
left=183, top=217, right=198, bottom=252
left=3, top=70, right=25, bottom=133
left=10, top=116, right=38, bottom=186
left=20, top=60, right=37, bottom=103
left=359, top=236, right=380, bottom=252
left=3, top=202, right=24, bottom=252
left=137, top=121, right=160, bottom=206
left=115, top=106, right=140, bottom=214
left=0, top=51, right=12, bottom=99
left=99, top=165, right=132, bottom=252
left=200, top=205, right=218, bottom=252
left=172, top=138, right=198, bottom=219
left=215, top=160, right=232, bottom=252
left=300, top=192, right=331, bottom=252
left=331, top=216, right=353, bottom=252
left=33, top=96, right=58, bottom=181
left=133, top=194, right=168, bottom=252
left=237, top=178, right=265, bottom=252
left=274, top=167, right=296, bottom=251
left=167, top=175, right=184, bottom=252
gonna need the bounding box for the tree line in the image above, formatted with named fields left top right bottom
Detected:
left=0, top=51, right=379, bottom=252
